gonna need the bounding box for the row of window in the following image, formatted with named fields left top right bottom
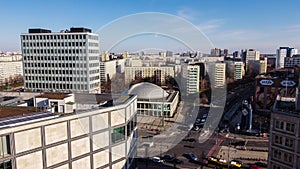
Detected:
left=111, top=116, right=137, bottom=144
left=272, top=149, right=293, bottom=164
left=137, top=103, right=171, bottom=110
left=272, top=164, right=289, bottom=169
left=273, top=134, right=294, bottom=148
left=23, top=48, right=87, bottom=55
left=88, top=49, right=100, bottom=54
left=88, top=42, right=99, bottom=47
left=24, top=55, right=99, bottom=62
left=274, top=120, right=295, bottom=133
left=22, top=34, right=88, bottom=40
left=22, top=41, right=88, bottom=48
left=25, top=82, right=89, bottom=91
left=24, top=69, right=99, bottom=75
left=25, top=75, right=98, bottom=82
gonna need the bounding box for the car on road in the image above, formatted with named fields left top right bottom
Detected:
left=183, top=153, right=198, bottom=161
left=183, top=138, right=196, bottom=142
left=152, top=156, right=164, bottom=163
left=202, top=113, right=208, bottom=118
left=195, top=118, right=201, bottom=124
left=163, top=154, right=174, bottom=162
left=162, top=155, right=183, bottom=164
left=200, top=118, right=206, bottom=123
left=192, top=125, right=200, bottom=131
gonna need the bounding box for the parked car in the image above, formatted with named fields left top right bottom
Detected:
left=163, top=154, right=183, bottom=164
left=152, top=156, right=164, bottom=163
left=202, top=113, right=208, bottom=118
left=183, top=153, right=198, bottom=161
left=171, top=158, right=183, bottom=164
left=192, top=125, right=200, bottom=131
left=195, top=118, right=201, bottom=124
left=163, top=154, right=174, bottom=162
left=183, top=138, right=196, bottom=142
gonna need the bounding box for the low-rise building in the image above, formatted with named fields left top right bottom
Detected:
left=128, top=82, right=179, bottom=117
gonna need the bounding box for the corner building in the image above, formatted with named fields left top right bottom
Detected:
left=268, top=96, right=300, bottom=169
left=0, top=93, right=137, bottom=169
left=21, top=28, right=100, bottom=93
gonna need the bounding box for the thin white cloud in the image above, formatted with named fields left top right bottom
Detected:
left=176, top=7, right=199, bottom=21
left=197, top=19, right=225, bottom=33
left=284, top=25, right=300, bottom=33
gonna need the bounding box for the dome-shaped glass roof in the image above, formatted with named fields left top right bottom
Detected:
left=128, top=82, right=168, bottom=100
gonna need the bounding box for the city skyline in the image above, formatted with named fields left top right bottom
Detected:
left=1, top=0, right=300, bottom=53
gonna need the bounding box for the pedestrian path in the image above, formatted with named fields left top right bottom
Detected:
left=206, top=136, right=225, bottom=157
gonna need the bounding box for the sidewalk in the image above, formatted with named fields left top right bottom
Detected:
left=206, top=136, right=225, bottom=157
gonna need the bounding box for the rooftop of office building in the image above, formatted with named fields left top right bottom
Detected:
left=273, top=95, right=300, bottom=116
left=27, top=27, right=92, bottom=34
left=256, top=68, right=295, bottom=79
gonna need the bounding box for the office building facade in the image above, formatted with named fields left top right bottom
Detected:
left=268, top=96, right=300, bottom=169
left=21, top=28, right=100, bottom=93
left=276, top=47, right=298, bottom=69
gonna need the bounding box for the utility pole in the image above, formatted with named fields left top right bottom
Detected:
left=228, top=140, right=231, bottom=169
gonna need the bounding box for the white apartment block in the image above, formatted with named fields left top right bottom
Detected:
left=234, top=61, right=244, bottom=80
left=0, top=93, right=137, bottom=169
left=124, top=66, right=175, bottom=85
left=21, top=28, right=100, bottom=93
left=100, top=59, right=125, bottom=83
left=0, top=61, right=23, bottom=85
left=183, top=64, right=200, bottom=94
left=206, top=62, right=226, bottom=88
left=214, top=63, right=226, bottom=88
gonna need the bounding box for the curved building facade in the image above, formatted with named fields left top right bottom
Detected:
left=128, top=82, right=179, bottom=117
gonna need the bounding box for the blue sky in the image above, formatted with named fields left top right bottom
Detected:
left=0, top=0, right=300, bottom=53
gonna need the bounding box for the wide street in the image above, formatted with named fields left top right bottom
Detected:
left=135, top=82, right=258, bottom=169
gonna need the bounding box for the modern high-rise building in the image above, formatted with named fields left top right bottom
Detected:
left=206, top=62, right=226, bottom=88
left=181, top=62, right=205, bottom=94
left=233, top=61, right=244, bottom=80
left=268, top=95, right=300, bottom=169
left=225, top=60, right=245, bottom=81
left=21, top=27, right=100, bottom=93
left=247, top=58, right=267, bottom=76
left=276, top=47, right=298, bottom=69
left=243, top=49, right=260, bottom=72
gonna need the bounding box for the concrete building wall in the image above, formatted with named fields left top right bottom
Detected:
left=92, top=113, right=109, bottom=131
left=93, top=150, right=109, bottom=168
left=111, top=109, right=126, bottom=126
left=71, top=137, right=90, bottom=158
left=70, top=117, right=89, bottom=138
left=16, top=151, right=43, bottom=169
left=14, top=128, right=41, bottom=153
left=72, top=156, right=91, bottom=169
left=46, top=143, right=68, bottom=167
left=45, top=121, right=68, bottom=145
